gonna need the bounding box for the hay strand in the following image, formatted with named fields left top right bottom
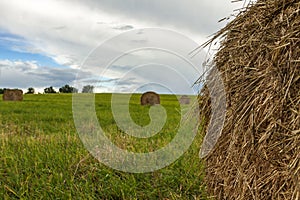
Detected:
left=199, top=0, right=300, bottom=199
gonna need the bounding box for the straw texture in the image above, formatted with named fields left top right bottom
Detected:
left=199, top=0, right=300, bottom=199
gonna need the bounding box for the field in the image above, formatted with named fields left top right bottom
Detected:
left=0, top=93, right=207, bottom=199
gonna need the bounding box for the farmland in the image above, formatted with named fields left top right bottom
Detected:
left=0, top=93, right=207, bottom=199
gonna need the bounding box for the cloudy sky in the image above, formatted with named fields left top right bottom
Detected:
left=0, top=0, right=245, bottom=94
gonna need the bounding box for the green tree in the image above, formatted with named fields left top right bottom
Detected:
left=82, top=85, right=94, bottom=93
left=0, top=88, right=4, bottom=94
left=44, top=86, right=57, bottom=94
left=26, top=87, right=35, bottom=94
left=59, top=84, right=78, bottom=93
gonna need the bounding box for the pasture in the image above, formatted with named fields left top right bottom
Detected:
left=0, top=93, right=207, bottom=199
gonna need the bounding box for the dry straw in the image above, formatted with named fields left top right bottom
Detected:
left=140, top=91, right=160, bottom=106
left=198, top=0, right=300, bottom=199
left=3, top=89, right=23, bottom=101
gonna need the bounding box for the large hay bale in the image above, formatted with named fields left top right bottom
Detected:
left=3, top=89, right=23, bottom=101
left=179, top=95, right=191, bottom=105
left=140, top=91, right=160, bottom=106
left=199, top=0, right=300, bottom=199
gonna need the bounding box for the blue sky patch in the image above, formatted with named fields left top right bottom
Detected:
left=0, top=31, right=62, bottom=68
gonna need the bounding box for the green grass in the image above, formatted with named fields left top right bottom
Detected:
left=0, top=93, right=207, bottom=199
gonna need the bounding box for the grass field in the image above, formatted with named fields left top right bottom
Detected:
left=0, top=93, right=207, bottom=199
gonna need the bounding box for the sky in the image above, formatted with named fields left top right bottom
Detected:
left=0, top=0, right=246, bottom=94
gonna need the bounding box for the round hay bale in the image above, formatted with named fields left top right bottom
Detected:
left=199, top=0, right=300, bottom=199
left=179, top=95, right=191, bottom=105
left=3, top=89, right=23, bottom=101
left=140, top=91, right=160, bottom=106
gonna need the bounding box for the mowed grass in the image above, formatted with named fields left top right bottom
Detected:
left=0, top=93, right=207, bottom=199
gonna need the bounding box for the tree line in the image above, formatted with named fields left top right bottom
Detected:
left=0, top=85, right=94, bottom=94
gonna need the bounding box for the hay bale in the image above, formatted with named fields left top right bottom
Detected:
left=179, top=95, right=191, bottom=105
left=140, top=91, right=160, bottom=106
left=3, top=89, right=23, bottom=101
left=198, top=0, right=300, bottom=199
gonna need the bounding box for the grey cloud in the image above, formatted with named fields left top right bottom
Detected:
left=136, top=30, right=144, bottom=35
left=37, top=68, right=76, bottom=82
left=81, top=78, right=119, bottom=84
left=109, top=65, right=135, bottom=72
left=131, top=39, right=148, bottom=44
left=52, top=26, right=67, bottom=30
left=0, top=0, right=243, bottom=94
left=68, top=0, right=243, bottom=36
left=0, top=60, right=93, bottom=88
left=29, top=67, right=93, bottom=86
left=115, top=77, right=138, bottom=86
left=113, top=25, right=134, bottom=31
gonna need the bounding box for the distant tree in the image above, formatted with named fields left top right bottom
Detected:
left=44, top=86, right=57, bottom=94
left=59, top=84, right=78, bottom=93
left=26, top=87, right=35, bottom=94
left=0, top=88, right=4, bottom=94
left=82, top=85, right=94, bottom=93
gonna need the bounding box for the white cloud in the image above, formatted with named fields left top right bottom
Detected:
left=0, top=0, right=245, bottom=93
left=0, top=0, right=244, bottom=64
left=0, top=0, right=131, bottom=66
left=0, top=59, right=93, bottom=92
